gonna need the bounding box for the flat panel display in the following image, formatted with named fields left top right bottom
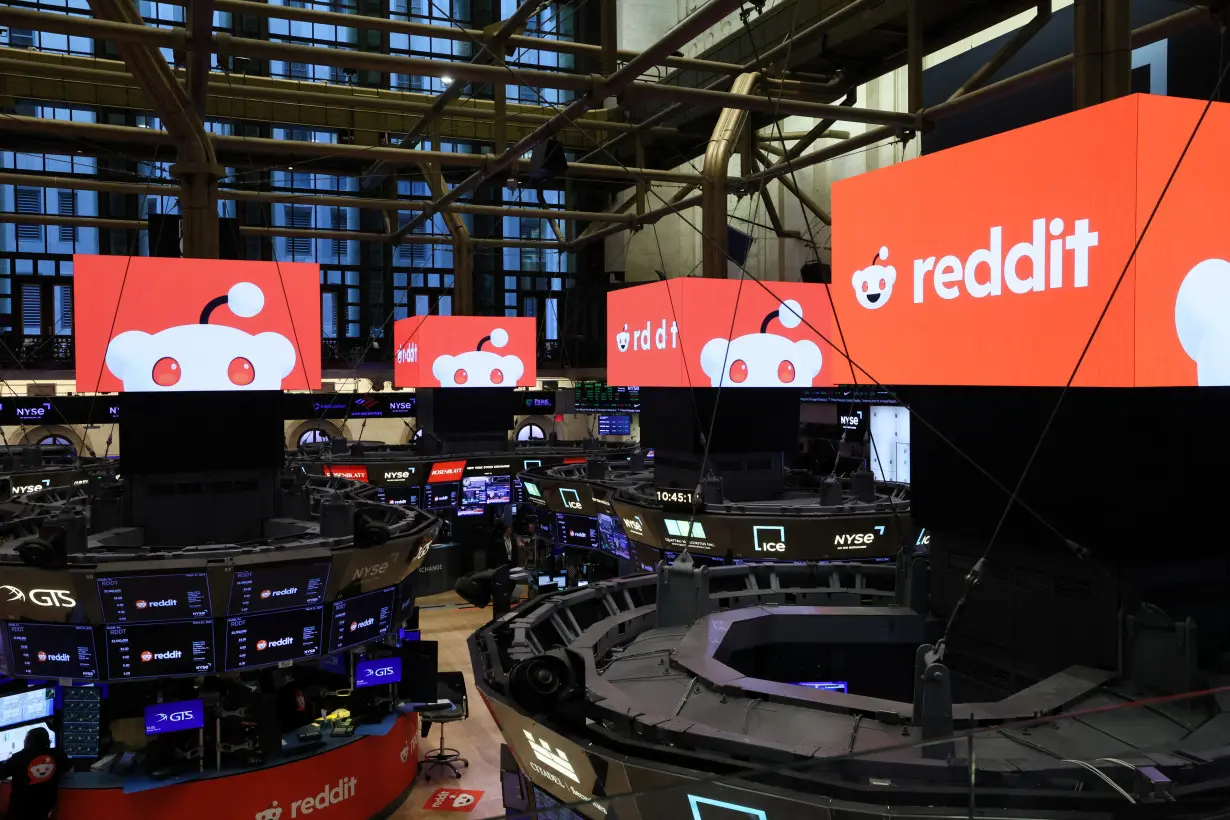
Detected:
left=6, top=623, right=99, bottom=681
left=97, top=572, right=212, bottom=623
left=597, top=414, right=632, bottom=436
left=517, top=390, right=556, bottom=413
left=224, top=606, right=325, bottom=671
left=554, top=514, right=597, bottom=549
left=424, top=482, right=460, bottom=509
left=459, top=475, right=511, bottom=516
left=74, top=255, right=322, bottom=392
left=596, top=514, right=631, bottom=561
left=573, top=381, right=640, bottom=413
left=0, top=725, right=55, bottom=764
left=393, top=315, right=537, bottom=388
left=144, top=698, right=205, bottom=735
left=355, top=656, right=402, bottom=688
left=796, top=681, right=848, bottom=693
left=105, top=621, right=215, bottom=680
left=328, top=586, right=396, bottom=653
left=227, top=561, right=330, bottom=616
left=377, top=486, right=421, bottom=508
left=0, top=688, right=54, bottom=730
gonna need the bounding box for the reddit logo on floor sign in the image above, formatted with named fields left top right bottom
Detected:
left=432, top=328, right=526, bottom=387
left=73, top=256, right=322, bottom=392
left=852, top=247, right=896, bottom=310
left=699, top=300, right=822, bottom=387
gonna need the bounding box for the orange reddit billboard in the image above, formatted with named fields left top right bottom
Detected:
left=831, top=93, right=1230, bottom=387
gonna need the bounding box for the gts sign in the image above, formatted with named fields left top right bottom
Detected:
left=0, top=586, right=76, bottom=608
left=833, top=525, right=886, bottom=550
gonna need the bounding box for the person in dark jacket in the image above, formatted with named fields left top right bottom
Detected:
left=0, top=726, right=65, bottom=820
left=486, top=523, right=515, bottom=569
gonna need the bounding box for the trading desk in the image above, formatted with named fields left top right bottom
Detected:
left=0, top=712, right=420, bottom=820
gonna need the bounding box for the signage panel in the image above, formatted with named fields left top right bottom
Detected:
left=607, top=281, right=835, bottom=388
left=393, top=315, right=537, bottom=388
left=74, top=256, right=321, bottom=392
left=832, top=93, right=1230, bottom=387
left=0, top=569, right=91, bottom=624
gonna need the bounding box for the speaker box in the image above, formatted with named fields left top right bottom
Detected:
left=147, top=214, right=182, bottom=258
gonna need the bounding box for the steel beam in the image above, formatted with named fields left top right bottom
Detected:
left=85, top=0, right=219, bottom=257
left=570, top=191, right=705, bottom=250
left=363, top=0, right=541, bottom=189
left=948, top=1, right=1051, bottom=101
left=701, top=73, right=759, bottom=279
left=624, top=83, right=918, bottom=127
left=747, top=0, right=882, bottom=72
left=0, top=172, right=636, bottom=224
left=390, top=0, right=747, bottom=244
left=420, top=162, right=474, bottom=314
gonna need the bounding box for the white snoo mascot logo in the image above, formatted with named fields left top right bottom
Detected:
left=852, top=246, right=896, bottom=309
left=105, top=282, right=296, bottom=391
left=1176, top=258, right=1230, bottom=386
left=699, top=300, right=822, bottom=387
left=432, top=327, right=525, bottom=387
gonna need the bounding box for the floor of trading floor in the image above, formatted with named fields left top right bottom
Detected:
left=392, top=592, right=509, bottom=819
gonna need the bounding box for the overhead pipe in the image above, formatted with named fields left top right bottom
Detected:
left=701, top=72, right=759, bottom=279
left=948, top=1, right=1051, bottom=100
left=390, top=0, right=749, bottom=243
left=747, top=0, right=882, bottom=72
left=0, top=115, right=704, bottom=185
left=363, top=0, right=543, bottom=189
left=571, top=188, right=704, bottom=250
left=0, top=213, right=563, bottom=248
left=625, top=83, right=917, bottom=128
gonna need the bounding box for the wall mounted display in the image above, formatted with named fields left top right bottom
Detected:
left=393, top=315, right=536, bottom=388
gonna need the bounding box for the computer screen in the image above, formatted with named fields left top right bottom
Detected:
left=554, top=514, right=597, bottom=549
left=596, top=514, right=631, bottom=561
left=328, top=586, right=396, bottom=653
left=0, top=688, right=54, bottom=730
left=355, top=656, right=402, bottom=688
left=144, top=698, right=205, bottom=735
left=105, top=621, right=215, bottom=680
left=228, top=560, right=331, bottom=615
left=459, top=475, right=512, bottom=516
left=224, top=606, right=325, bottom=671
left=424, top=482, right=460, bottom=509
left=5, top=624, right=100, bottom=681
left=97, top=572, right=212, bottom=623
left=0, top=724, right=55, bottom=764
left=597, top=415, right=632, bottom=436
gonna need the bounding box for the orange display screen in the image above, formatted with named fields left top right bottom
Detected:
left=393, top=315, right=537, bottom=388
left=830, top=93, right=1230, bottom=387
left=74, top=256, right=321, bottom=392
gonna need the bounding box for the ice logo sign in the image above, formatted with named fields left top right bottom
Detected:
left=687, top=796, right=768, bottom=820
left=1176, top=258, right=1230, bottom=386
left=852, top=246, right=896, bottom=309
left=105, top=282, right=296, bottom=391
left=700, top=300, right=822, bottom=387
left=432, top=327, right=524, bottom=387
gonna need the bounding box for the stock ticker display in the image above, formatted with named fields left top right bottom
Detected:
left=572, top=381, right=641, bottom=413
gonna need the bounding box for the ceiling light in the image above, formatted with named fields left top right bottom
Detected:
left=441, top=76, right=453, bottom=85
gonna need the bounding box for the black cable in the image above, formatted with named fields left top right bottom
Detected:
left=932, top=56, right=1230, bottom=664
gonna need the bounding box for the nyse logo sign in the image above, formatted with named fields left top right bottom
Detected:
left=752, top=526, right=786, bottom=553
left=382, top=469, right=412, bottom=482
left=559, top=488, right=584, bottom=511
left=12, top=479, right=50, bottom=494
left=622, top=516, right=644, bottom=536
left=0, top=585, right=77, bottom=608
left=352, top=552, right=400, bottom=582
left=834, top=525, right=885, bottom=550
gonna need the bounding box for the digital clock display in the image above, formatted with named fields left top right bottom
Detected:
left=655, top=488, right=695, bottom=505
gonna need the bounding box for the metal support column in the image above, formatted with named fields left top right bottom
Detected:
left=906, top=0, right=923, bottom=116
left=171, top=162, right=223, bottom=258
left=1074, top=0, right=1132, bottom=108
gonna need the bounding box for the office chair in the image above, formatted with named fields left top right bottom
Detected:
left=419, top=671, right=470, bottom=780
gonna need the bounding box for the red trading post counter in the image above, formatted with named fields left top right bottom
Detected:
left=1, top=713, right=420, bottom=820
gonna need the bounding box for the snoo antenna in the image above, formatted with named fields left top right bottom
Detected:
left=476, top=327, right=509, bottom=352
left=199, top=282, right=265, bottom=324
left=758, top=299, right=805, bottom=333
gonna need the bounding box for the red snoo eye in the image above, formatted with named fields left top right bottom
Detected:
left=879, top=279, right=886, bottom=290
left=490, top=369, right=504, bottom=385
left=152, top=357, right=181, bottom=386
left=777, top=360, right=796, bottom=383
left=728, top=360, right=748, bottom=384
left=454, top=369, right=468, bottom=385
left=228, top=357, right=255, bottom=386
left=861, top=281, right=869, bottom=292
